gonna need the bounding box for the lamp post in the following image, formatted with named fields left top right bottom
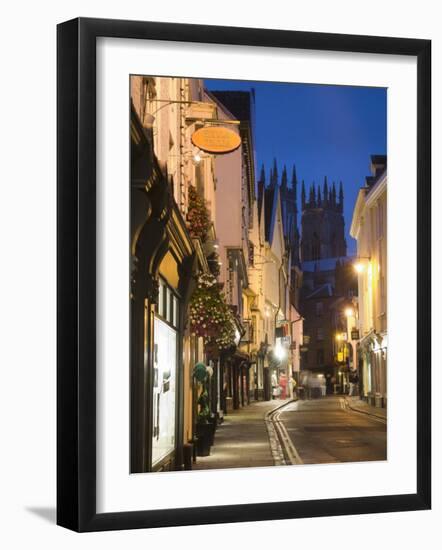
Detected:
left=335, top=332, right=347, bottom=394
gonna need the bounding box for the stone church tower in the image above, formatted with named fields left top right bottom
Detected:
left=300, top=177, right=347, bottom=261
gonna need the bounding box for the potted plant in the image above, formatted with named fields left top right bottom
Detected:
left=195, top=391, right=212, bottom=456
left=193, top=362, right=212, bottom=457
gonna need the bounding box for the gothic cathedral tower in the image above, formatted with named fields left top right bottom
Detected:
left=300, top=178, right=347, bottom=261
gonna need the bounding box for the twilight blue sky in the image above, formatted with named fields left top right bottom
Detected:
left=205, top=79, right=387, bottom=255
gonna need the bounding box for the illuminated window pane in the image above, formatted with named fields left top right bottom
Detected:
left=152, top=316, right=177, bottom=467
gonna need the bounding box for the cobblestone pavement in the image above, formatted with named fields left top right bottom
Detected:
left=193, top=399, right=290, bottom=470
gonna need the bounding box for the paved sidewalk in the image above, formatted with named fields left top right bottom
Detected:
left=193, top=399, right=289, bottom=470
left=345, top=396, right=387, bottom=420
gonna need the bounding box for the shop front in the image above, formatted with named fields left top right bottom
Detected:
left=130, top=103, right=195, bottom=472
left=359, top=331, right=387, bottom=407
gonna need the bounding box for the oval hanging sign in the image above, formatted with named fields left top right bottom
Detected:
left=191, top=126, right=241, bottom=154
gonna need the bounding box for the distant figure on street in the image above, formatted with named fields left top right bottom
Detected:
left=271, top=370, right=279, bottom=399
left=349, top=369, right=359, bottom=396
left=289, top=375, right=297, bottom=399
left=279, top=372, right=287, bottom=399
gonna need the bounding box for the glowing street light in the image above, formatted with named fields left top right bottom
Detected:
left=354, top=262, right=365, bottom=273
left=344, top=307, right=354, bottom=317
left=353, top=255, right=371, bottom=274
left=274, top=343, right=287, bottom=361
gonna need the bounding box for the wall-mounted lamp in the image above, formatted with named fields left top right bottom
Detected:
left=353, top=256, right=371, bottom=273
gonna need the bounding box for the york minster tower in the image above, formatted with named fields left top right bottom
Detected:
left=300, top=178, right=346, bottom=261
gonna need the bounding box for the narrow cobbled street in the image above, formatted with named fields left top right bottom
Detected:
left=194, top=396, right=386, bottom=470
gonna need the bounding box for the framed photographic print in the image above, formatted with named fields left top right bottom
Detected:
left=57, top=17, right=431, bottom=532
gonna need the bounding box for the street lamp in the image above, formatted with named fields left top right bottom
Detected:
left=353, top=256, right=371, bottom=274
left=167, top=148, right=207, bottom=165
left=274, top=343, right=287, bottom=362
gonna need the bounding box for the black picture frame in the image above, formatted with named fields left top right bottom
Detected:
left=57, top=17, right=431, bottom=532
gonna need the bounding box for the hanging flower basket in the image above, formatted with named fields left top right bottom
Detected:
left=189, top=273, right=236, bottom=350
left=186, top=185, right=210, bottom=242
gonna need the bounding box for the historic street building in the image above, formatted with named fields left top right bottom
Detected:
left=350, top=155, right=387, bottom=408
left=207, top=89, right=256, bottom=412
left=130, top=76, right=208, bottom=472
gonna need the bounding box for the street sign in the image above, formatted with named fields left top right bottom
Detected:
left=191, top=126, right=241, bottom=154
left=300, top=346, right=308, bottom=352
left=351, top=329, right=360, bottom=340
left=303, top=335, right=310, bottom=345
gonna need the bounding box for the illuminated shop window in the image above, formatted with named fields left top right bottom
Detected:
left=152, top=279, right=179, bottom=467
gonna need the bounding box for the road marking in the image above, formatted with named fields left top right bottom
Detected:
left=265, top=401, right=304, bottom=466
left=265, top=404, right=287, bottom=466
left=274, top=410, right=304, bottom=465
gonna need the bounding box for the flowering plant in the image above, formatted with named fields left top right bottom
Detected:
left=189, top=273, right=236, bottom=350
left=186, top=185, right=210, bottom=241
